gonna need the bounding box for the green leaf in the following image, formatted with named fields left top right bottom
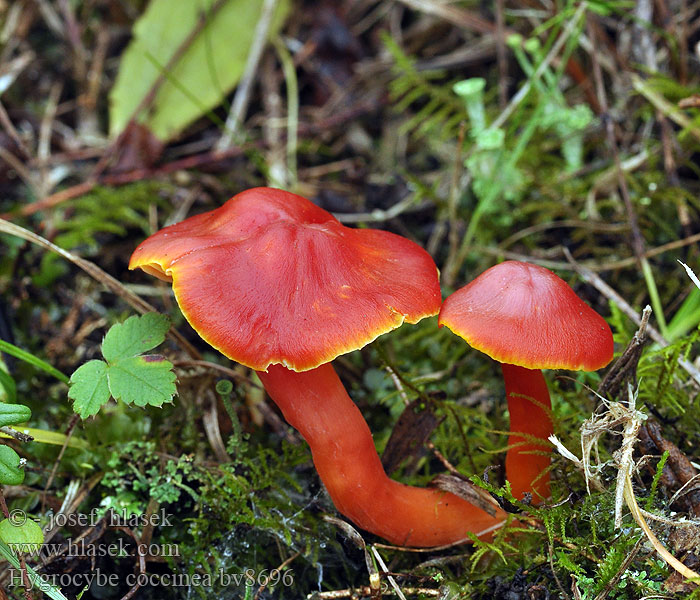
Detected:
left=0, top=340, right=69, bottom=384
left=109, top=0, right=290, bottom=142
left=0, top=540, right=68, bottom=599
left=667, top=287, right=700, bottom=342
left=0, top=445, right=24, bottom=485
left=69, top=314, right=177, bottom=417
left=107, top=355, right=177, bottom=408
left=68, top=360, right=110, bottom=418
left=0, top=403, right=31, bottom=428
left=0, top=518, right=44, bottom=554
left=0, top=367, right=17, bottom=403
left=102, top=312, right=170, bottom=362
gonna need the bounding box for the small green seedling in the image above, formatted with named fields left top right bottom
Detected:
left=68, top=313, right=177, bottom=418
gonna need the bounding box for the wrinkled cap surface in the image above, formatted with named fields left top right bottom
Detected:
left=438, top=261, right=613, bottom=371
left=130, top=187, right=441, bottom=371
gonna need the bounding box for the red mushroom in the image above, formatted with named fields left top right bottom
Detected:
left=130, top=187, right=506, bottom=547
left=439, top=261, right=613, bottom=501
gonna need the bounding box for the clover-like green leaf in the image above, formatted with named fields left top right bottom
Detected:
left=107, top=355, right=177, bottom=408
left=102, top=312, right=170, bottom=362
left=68, top=313, right=177, bottom=418
left=68, top=360, right=110, bottom=418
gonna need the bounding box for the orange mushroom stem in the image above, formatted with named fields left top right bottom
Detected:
left=259, top=363, right=504, bottom=547
left=501, top=364, right=551, bottom=500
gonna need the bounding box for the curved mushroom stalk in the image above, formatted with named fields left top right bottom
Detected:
left=258, top=363, right=507, bottom=547
left=501, top=364, right=552, bottom=501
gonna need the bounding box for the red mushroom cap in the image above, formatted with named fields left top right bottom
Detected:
left=130, top=187, right=441, bottom=372
left=438, top=261, right=613, bottom=371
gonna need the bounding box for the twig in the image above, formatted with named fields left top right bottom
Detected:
left=587, top=16, right=668, bottom=336
left=495, top=0, right=507, bottom=108
left=333, top=195, right=429, bottom=224
left=42, top=414, right=79, bottom=500
left=633, top=74, right=700, bottom=142
left=0, top=99, right=32, bottom=158
left=254, top=550, right=300, bottom=600
left=371, top=546, right=407, bottom=600
left=0, top=426, right=33, bottom=443
left=114, top=526, right=147, bottom=600
left=563, top=248, right=700, bottom=387
left=395, top=0, right=504, bottom=35
left=598, top=306, right=651, bottom=399
left=172, top=359, right=262, bottom=389
left=0, top=219, right=201, bottom=360
left=202, top=387, right=230, bottom=463
left=217, top=0, right=279, bottom=150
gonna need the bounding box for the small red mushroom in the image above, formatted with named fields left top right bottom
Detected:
left=439, top=261, right=613, bottom=501
left=130, top=187, right=507, bottom=547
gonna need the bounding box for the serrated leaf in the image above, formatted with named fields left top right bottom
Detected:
left=0, top=403, right=31, bottom=428
left=109, top=0, right=289, bottom=142
left=68, top=360, right=110, bottom=418
left=102, top=313, right=170, bottom=362
left=107, top=355, right=177, bottom=408
left=0, top=518, right=44, bottom=554
left=0, top=445, right=24, bottom=485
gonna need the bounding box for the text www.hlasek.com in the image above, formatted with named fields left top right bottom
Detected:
left=7, top=537, right=179, bottom=560
left=10, top=568, right=296, bottom=590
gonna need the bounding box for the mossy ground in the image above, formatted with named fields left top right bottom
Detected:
left=0, top=0, right=699, bottom=598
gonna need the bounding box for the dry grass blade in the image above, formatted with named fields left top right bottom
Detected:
left=0, top=218, right=200, bottom=359
left=556, top=382, right=700, bottom=582
left=623, top=472, right=700, bottom=581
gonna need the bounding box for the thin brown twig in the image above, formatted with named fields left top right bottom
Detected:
left=495, top=0, right=507, bottom=109
left=217, top=0, right=279, bottom=150
left=0, top=100, right=32, bottom=158
left=42, top=414, right=79, bottom=504
left=587, top=18, right=646, bottom=263
left=395, top=0, right=506, bottom=35
left=253, top=550, right=301, bottom=600
left=563, top=248, right=700, bottom=387
left=592, top=538, right=644, bottom=600
left=0, top=427, right=33, bottom=443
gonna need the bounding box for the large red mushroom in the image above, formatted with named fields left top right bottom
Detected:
left=439, top=261, right=613, bottom=501
left=130, top=187, right=507, bottom=547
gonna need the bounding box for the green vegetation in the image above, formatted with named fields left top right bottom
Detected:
left=0, top=0, right=699, bottom=598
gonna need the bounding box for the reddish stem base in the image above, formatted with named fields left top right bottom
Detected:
left=501, top=364, right=552, bottom=501
left=258, top=363, right=506, bottom=547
